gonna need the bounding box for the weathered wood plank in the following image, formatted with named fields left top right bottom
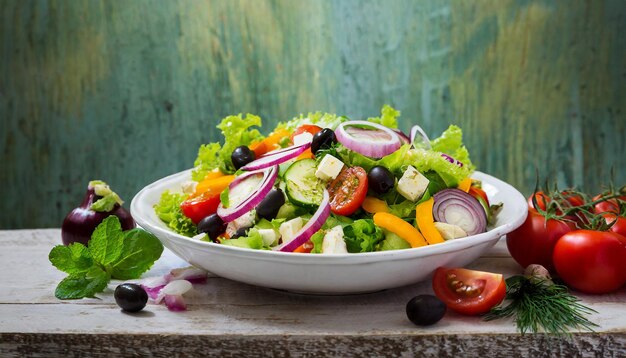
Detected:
left=1, top=0, right=625, bottom=229
left=0, top=229, right=624, bottom=357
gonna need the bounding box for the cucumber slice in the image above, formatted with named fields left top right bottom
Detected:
left=284, top=159, right=326, bottom=209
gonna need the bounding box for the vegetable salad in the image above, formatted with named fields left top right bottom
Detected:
left=154, top=105, right=500, bottom=253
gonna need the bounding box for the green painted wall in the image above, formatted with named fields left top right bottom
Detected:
left=1, top=0, right=625, bottom=229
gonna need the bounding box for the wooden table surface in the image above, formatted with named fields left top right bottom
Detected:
left=1, top=229, right=624, bottom=357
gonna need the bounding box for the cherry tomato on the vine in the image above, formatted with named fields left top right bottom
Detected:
left=593, top=193, right=626, bottom=214
left=506, top=208, right=575, bottom=273
left=553, top=230, right=626, bottom=294
left=432, top=267, right=506, bottom=315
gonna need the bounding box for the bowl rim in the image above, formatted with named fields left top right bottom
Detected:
left=131, top=169, right=527, bottom=265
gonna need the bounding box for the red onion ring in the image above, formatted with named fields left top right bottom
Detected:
left=409, top=125, right=431, bottom=149
left=440, top=153, right=464, bottom=167
left=393, top=129, right=410, bottom=144
left=335, top=121, right=401, bottom=158
left=241, top=143, right=310, bottom=171
left=432, top=189, right=486, bottom=236
left=217, top=166, right=278, bottom=222
left=274, top=190, right=330, bottom=252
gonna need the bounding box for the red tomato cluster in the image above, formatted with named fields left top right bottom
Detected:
left=507, top=189, right=626, bottom=294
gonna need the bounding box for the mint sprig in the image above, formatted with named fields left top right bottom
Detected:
left=49, top=216, right=164, bottom=299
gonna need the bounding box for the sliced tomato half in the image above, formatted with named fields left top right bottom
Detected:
left=327, top=166, right=368, bottom=216
left=432, top=267, right=506, bottom=315
left=180, top=191, right=221, bottom=224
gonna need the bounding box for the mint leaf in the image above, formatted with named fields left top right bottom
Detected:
left=89, top=216, right=124, bottom=266
left=55, top=266, right=109, bottom=299
left=107, top=228, right=164, bottom=280
left=49, top=243, right=94, bottom=274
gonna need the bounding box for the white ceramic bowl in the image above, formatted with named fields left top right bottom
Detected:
left=131, top=169, right=527, bottom=294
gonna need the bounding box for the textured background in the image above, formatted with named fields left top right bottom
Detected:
left=1, top=0, right=625, bottom=229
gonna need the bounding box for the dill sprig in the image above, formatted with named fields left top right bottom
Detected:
left=484, top=268, right=598, bottom=335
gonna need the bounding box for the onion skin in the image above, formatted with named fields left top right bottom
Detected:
left=61, top=187, right=135, bottom=246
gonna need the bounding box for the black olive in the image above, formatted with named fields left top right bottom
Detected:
left=114, top=283, right=148, bottom=313
left=197, top=214, right=226, bottom=242
left=367, top=166, right=395, bottom=194
left=256, top=189, right=286, bottom=220
left=406, top=295, right=446, bottom=326
left=231, top=146, right=256, bottom=170
left=231, top=226, right=251, bottom=239
left=311, top=128, right=337, bottom=154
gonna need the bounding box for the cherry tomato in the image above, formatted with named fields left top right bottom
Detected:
left=528, top=191, right=584, bottom=213
left=469, top=186, right=489, bottom=206
left=553, top=230, right=626, bottom=294
left=604, top=214, right=626, bottom=237
left=593, top=193, right=626, bottom=214
left=506, top=208, right=575, bottom=273
left=432, top=267, right=506, bottom=315
left=327, top=166, right=368, bottom=216
left=180, top=191, right=221, bottom=224
left=290, top=124, right=323, bottom=142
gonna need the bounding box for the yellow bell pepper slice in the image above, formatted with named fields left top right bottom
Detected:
left=361, top=197, right=390, bottom=214
left=457, top=178, right=472, bottom=193
left=373, top=212, right=428, bottom=248
left=415, top=198, right=445, bottom=245
left=195, top=175, right=235, bottom=195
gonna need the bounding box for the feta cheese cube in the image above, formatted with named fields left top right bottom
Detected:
left=315, top=154, right=344, bottom=181
left=181, top=180, right=197, bottom=194
left=225, top=210, right=256, bottom=237
left=433, top=222, right=468, bottom=240
left=279, top=217, right=304, bottom=244
left=397, top=166, right=429, bottom=201
left=322, top=226, right=348, bottom=254
left=293, top=132, right=314, bottom=146
left=258, top=229, right=279, bottom=246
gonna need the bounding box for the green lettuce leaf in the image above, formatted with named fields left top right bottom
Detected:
left=376, top=231, right=411, bottom=251
left=217, top=114, right=265, bottom=173
left=342, top=219, right=384, bottom=253
left=192, top=143, right=222, bottom=181
left=153, top=190, right=197, bottom=237
left=276, top=112, right=349, bottom=132
left=310, top=231, right=325, bottom=254
left=221, top=229, right=268, bottom=250
left=367, top=104, right=400, bottom=129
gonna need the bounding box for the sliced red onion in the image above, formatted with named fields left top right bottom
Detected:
left=440, top=153, right=464, bottom=167
left=155, top=280, right=193, bottom=304
left=335, top=120, right=401, bottom=158
left=164, top=294, right=187, bottom=312
left=241, top=143, right=310, bottom=171
left=433, top=189, right=487, bottom=236
left=393, top=129, right=410, bottom=144
left=410, top=125, right=431, bottom=149
left=164, top=266, right=208, bottom=284
left=217, top=166, right=278, bottom=222
left=274, top=190, right=330, bottom=252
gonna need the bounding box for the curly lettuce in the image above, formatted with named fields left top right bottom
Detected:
left=192, top=114, right=265, bottom=180
left=367, top=104, right=400, bottom=129
left=342, top=219, right=384, bottom=253
left=276, top=112, right=349, bottom=132
left=153, top=191, right=197, bottom=237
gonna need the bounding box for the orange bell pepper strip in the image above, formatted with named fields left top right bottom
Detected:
left=361, top=197, right=390, bottom=214
left=296, top=148, right=315, bottom=160
left=249, top=128, right=290, bottom=157
left=415, top=198, right=445, bottom=245
left=293, top=240, right=314, bottom=253
left=373, top=212, right=428, bottom=248
left=202, top=169, right=225, bottom=181
left=457, top=178, right=472, bottom=193
left=195, top=175, right=235, bottom=195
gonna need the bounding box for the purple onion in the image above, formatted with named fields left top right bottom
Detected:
left=432, top=189, right=486, bottom=236
left=61, top=184, right=135, bottom=246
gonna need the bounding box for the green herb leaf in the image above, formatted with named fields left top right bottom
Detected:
left=89, top=216, right=124, bottom=266
left=107, top=228, right=164, bottom=280
left=220, top=186, right=230, bottom=208
left=48, top=243, right=94, bottom=274
left=54, top=266, right=109, bottom=299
